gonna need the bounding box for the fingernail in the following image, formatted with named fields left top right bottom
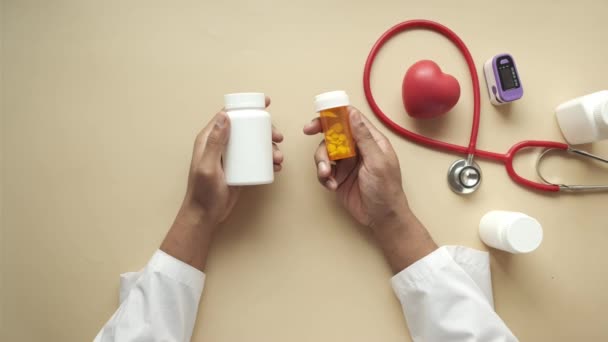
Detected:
left=216, top=113, right=227, bottom=128
left=318, top=161, right=329, bottom=174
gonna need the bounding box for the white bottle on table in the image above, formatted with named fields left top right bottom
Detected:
left=223, top=92, right=274, bottom=186
left=555, top=90, right=608, bottom=145
left=478, top=210, right=543, bottom=254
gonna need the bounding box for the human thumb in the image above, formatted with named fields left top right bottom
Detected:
left=201, top=112, right=230, bottom=166
left=349, top=109, right=382, bottom=161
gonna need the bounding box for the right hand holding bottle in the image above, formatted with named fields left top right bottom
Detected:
left=303, top=107, right=437, bottom=272
left=303, top=107, right=410, bottom=233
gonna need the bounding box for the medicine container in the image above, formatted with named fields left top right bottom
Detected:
left=223, top=92, right=274, bottom=185
left=478, top=211, right=543, bottom=254
left=555, top=90, right=608, bottom=145
left=314, top=91, right=357, bottom=161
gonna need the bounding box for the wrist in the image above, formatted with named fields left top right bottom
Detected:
left=175, top=200, right=217, bottom=235
left=373, top=207, right=438, bottom=274
left=159, top=202, right=217, bottom=272
left=371, top=195, right=413, bottom=238
left=373, top=208, right=417, bottom=244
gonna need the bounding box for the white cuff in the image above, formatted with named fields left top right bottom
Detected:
left=391, top=246, right=493, bottom=306
left=148, top=249, right=206, bottom=294
left=391, top=246, right=453, bottom=292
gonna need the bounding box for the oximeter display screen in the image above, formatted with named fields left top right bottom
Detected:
left=499, top=67, right=516, bottom=90
left=497, top=56, right=520, bottom=90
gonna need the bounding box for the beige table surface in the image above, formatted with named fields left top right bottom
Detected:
left=2, top=0, right=608, bottom=341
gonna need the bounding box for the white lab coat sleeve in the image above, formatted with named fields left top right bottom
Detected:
left=94, top=249, right=205, bottom=342
left=391, top=245, right=518, bottom=342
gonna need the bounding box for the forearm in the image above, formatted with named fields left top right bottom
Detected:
left=374, top=206, right=438, bottom=274
left=160, top=202, right=215, bottom=272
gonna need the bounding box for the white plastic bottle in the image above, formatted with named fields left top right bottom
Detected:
left=555, top=90, right=608, bottom=145
left=478, top=211, right=543, bottom=254
left=223, top=92, right=274, bottom=185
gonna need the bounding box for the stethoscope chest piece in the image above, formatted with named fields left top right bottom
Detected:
left=448, top=158, right=482, bottom=194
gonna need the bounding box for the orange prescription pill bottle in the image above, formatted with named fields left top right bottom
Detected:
left=314, top=91, right=357, bottom=161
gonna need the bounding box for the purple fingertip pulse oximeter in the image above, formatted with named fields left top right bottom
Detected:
left=483, top=54, right=523, bottom=105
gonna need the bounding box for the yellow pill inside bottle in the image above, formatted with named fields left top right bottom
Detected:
left=314, top=91, right=357, bottom=161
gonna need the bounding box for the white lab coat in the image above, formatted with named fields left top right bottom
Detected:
left=94, top=246, right=517, bottom=341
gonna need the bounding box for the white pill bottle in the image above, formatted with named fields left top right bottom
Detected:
left=555, top=90, right=608, bottom=145
left=478, top=211, right=543, bottom=254
left=223, top=92, right=274, bottom=185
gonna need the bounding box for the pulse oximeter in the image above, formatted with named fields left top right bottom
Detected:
left=483, top=54, right=523, bottom=105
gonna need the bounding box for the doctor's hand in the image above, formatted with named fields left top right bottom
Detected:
left=182, top=97, right=284, bottom=227
left=303, top=107, right=436, bottom=273
left=161, top=97, right=284, bottom=271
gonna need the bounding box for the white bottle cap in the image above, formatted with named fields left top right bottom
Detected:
left=479, top=211, right=543, bottom=254
left=503, top=215, right=543, bottom=253
left=314, top=90, right=350, bottom=112
left=593, top=99, right=608, bottom=137
left=224, top=92, right=265, bottom=110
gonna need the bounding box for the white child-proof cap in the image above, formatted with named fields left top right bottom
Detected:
left=224, top=92, right=266, bottom=110
left=594, top=99, right=608, bottom=136
left=314, top=90, right=350, bottom=112
left=479, top=211, right=543, bottom=254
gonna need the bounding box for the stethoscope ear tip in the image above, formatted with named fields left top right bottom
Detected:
left=448, top=158, right=482, bottom=194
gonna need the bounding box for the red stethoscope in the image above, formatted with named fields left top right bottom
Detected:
left=363, top=19, right=608, bottom=194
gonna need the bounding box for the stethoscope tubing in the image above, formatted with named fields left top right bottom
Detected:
left=363, top=19, right=481, bottom=156
left=362, top=19, right=569, bottom=192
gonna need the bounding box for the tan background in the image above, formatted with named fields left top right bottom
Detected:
left=2, top=0, right=608, bottom=340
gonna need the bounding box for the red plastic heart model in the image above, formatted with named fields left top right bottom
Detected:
left=402, top=60, right=460, bottom=119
